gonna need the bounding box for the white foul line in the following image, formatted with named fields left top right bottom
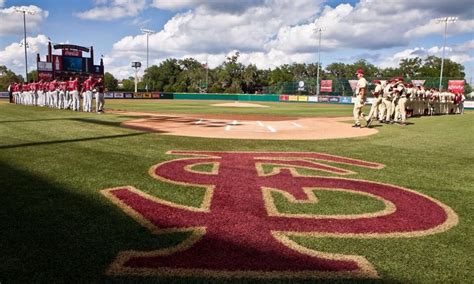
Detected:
left=195, top=119, right=203, bottom=124
left=225, top=125, right=231, bottom=131
left=257, top=121, right=264, bottom=127
left=267, top=125, right=277, bottom=132
left=291, top=122, right=303, bottom=128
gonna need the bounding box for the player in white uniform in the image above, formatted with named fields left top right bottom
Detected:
left=352, top=68, right=367, bottom=128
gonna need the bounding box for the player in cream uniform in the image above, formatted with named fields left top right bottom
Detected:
left=366, top=80, right=383, bottom=127
left=396, top=82, right=408, bottom=125
left=352, top=68, right=367, bottom=128
left=382, top=79, right=395, bottom=123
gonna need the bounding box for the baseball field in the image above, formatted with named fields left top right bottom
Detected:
left=1, top=99, right=473, bottom=283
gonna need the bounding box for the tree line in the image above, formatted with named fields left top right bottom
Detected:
left=1, top=54, right=471, bottom=94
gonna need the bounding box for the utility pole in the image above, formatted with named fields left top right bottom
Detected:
left=140, top=28, right=155, bottom=92
left=15, top=7, right=36, bottom=82
left=436, top=17, right=457, bottom=91
left=314, top=27, right=325, bottom=96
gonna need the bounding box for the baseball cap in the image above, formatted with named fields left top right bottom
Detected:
left=355, top=68, right=364, bottom=75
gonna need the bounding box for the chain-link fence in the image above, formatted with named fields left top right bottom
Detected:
left=262, top=77, right=468, bottom=96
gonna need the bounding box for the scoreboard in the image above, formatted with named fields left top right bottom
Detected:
left=36, top=42, right=104, bottom=81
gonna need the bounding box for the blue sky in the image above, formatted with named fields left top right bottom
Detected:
left=1, top=0, right=473, bottom=83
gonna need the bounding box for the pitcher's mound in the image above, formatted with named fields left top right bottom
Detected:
left=211, top=102, right=269, bottom=108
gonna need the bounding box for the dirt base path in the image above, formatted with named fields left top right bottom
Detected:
left=111, top=110, right=377, bottom=140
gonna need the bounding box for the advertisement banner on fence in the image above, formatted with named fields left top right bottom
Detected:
left=143, top=93, right=151, bottom=99
left=464, top=101, right=474, bottom=109
left=152, top=92, right=161, bottom=98
left=289, top=95, right=298, bottom=101
left=134, top=93, right=143, bottom=99
left=279, top=95, right=289, bottom=101
left=318, top=96, right=329, bottom=102
left=124, top=93, right=133, bottom=99
left=320, top=80, right=332, bottom=93
left=0, top=92, right=9, bottom=98
left=448, top=80, right=464, bottom=94
left=328, top=96, right=339, bottom=103
left=366, top=97, right=375, bottom=105
left=298, top=96, right=308, bottom=102
left=308, top=96, right=318, bottom=102
left=340, top=96, right=352, bottom=104
left=114, top=93, right=124, bottom=98
left=104, top=92, right=114, bottom=98
left=411, top=80, right=425, bottom=87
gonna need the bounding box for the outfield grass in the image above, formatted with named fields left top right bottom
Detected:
left=106, top=99, right=354, bottom=117
left=0, top=100, right=473, bottom=283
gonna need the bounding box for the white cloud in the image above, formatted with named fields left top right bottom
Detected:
left=378, top=41, right=474, bottom=69
left=103, top=0, right=474, bottom=79
left=0, top=0, right=5, bottom=8
left=0, top=5, right=49, bottom=36
left=0, top=34, right=50, bottom=76
left=76, top=0, right=147, bottom=21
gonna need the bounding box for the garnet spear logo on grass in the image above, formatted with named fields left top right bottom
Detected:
left=101, top=151, right=458, bottom=279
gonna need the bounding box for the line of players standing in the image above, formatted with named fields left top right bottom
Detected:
left=364, top=78, right=466, bottom=127
left=9, top=75, right=105, bottom=113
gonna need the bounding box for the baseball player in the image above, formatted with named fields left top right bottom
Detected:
left=68, top=77, right=80, bottom=111
left=366, top=80, right=383, bottom=128
left=94, top=78, right=105, bottom=113
left=58, top=80, right=67, bottom=109
left=352, top=68, right=367, bottom=128
left=82, top=75, right=95, bottom=112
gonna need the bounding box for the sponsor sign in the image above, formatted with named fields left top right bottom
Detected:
left=318, top=96, right=329, bottom=102
left=351, top=97, right=358, bottom=103
left=37, top=61, right=53, bottom=72
left=288, top=95, right=298, bottom=101
left=328, top=96, right=339, bottom=103
left=411, top=80, right=425, bottom=87
left=152, top=92, right=161, bottom=99
left=298, top=96, right=308, bottom=102
left=448, top=80, right=464, bottom=94
left=124, top=93, right=133, bottom=99
left=38, top=71, right=53, bottom=81
left=308, top=96, right=318, bottom=102
left=63, top=49, right=82, bottom=57
left=104, top=92, right=114, bottom=99
left=52, top=55, right=62, bottom=72
left=297, top=81, right=305, bottom=91
left=143, top=93, right=152, bottom=99
left=464, top=101, right=474, bottom=109
left=340, top=96, right=352, bottom=104
left=134, top=93, right=143, bottom=99
left=366, top=98, right=375, bottom=105
left=279, top=95, right=289, bottom=101
left=114, top=93, right=124, bottom=98
left=0, top=92, right=9, bottom=98
left=320, top=80, right=332, bottom=93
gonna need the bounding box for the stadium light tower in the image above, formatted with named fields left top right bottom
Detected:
left=15, top=7, right=36, bottom=82
left=314, top=26, right=325, bottom=96
left=140, top=28, right=155, bottom=92
left=436, top=17, right=457, bottom=91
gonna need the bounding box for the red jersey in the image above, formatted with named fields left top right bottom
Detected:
left=23, top=83, right=30, bottom=92
left=48, top=81, right=57, bottom=91
left=67, top=79, right=78, bottom=91
left=30, top=82, right=36, bottom=91
left=59, top=81, right=67, bottom=91
left=13, top=84, right=19, bottom=92
left=83, top=78, right=95, bottom=91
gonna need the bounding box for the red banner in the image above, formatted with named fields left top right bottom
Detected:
left=63, top=49, right=82, bottom=57
left=320, top=80, right=332, bottom=93
left=38, top=71, right=53, bottom=81
left=448, top=80, right=464, bottom=94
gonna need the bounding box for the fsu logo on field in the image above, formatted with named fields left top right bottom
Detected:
left=101, top=151, right=458, bottom=279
